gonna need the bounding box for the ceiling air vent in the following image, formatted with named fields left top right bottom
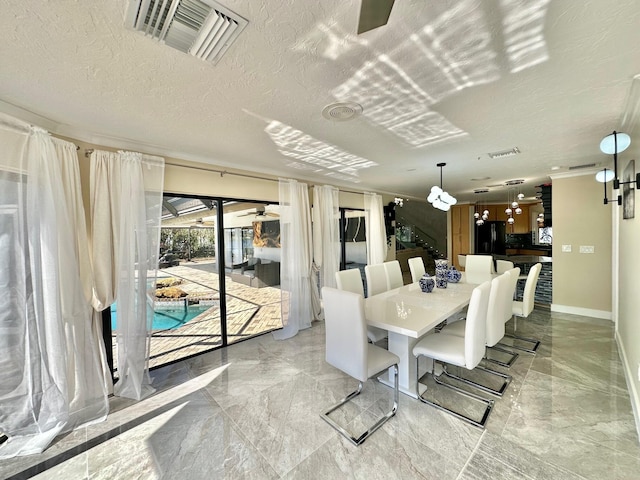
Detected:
left=568, top=163, right=597, bottom=170
left=505, top=179, right=524, bottom=186
left=322, top=102, right=363, bottom=121
left=488, top=147, right=520, bottom=159
left=126, top=0, right=248, bottom=64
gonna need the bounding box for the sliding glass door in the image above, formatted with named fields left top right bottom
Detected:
left=339, top=208, right=368, bottom=294
left=222, top=201, right=282, bottom=345
left=123, top=195, right=283, bottom=370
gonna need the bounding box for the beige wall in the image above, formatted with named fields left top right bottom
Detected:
left=617, top=144, right=640, bottom=433
left=551, top=172, right=612, bottom=316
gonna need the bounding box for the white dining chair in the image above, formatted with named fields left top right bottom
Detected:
left=464, top=255, right=494, bottom=284
left=439, top=273, right=514, bottom=396
left=408, top=257, right=426, bottom=283
left=365, top=263, right=388, bottom=297
left=457, top=254, right=466, bottom=270
left=412, top=281, right=494, bottom=428
left=335, top=269, right=387, bottom=344
left=505, top=263, right=542, bottom=354
left=321, top=287, right=399, bottom=445
left=384, top=260, right=403, bottom=289
left=496, top=259, right=514, bottom=274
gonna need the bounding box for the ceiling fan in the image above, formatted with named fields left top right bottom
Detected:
left=357, top=0, right=395, bottom=34
left=194, top=217, right=215, bottom=226
left=237, top=206, right=280, bottom=218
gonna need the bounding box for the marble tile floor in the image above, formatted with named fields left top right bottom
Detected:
left=3, top=309, right=639, bottom=479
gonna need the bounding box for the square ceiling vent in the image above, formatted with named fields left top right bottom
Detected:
left=126, top=0, right=248, bottom=64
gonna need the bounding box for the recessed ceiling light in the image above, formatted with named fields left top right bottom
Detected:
left=551, top=166, right=561, bottom=171
left=505, top=179, right=524, bottom=185
left=471, top=177, right=491, bottom=181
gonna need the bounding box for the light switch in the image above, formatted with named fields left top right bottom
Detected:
left=579, top=245, right=595, bottom=254
left=562, top=245, right=572, bottom=252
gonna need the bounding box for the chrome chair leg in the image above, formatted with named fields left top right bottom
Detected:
left=484, top=345, right=519, bottom=368
left=500, top=333, right=540, bottom=354
left=441, top=363, right=511, bottom=397
left=415, top=358, right=494, bottom=429
left=321, top=364, right=398, bottom=446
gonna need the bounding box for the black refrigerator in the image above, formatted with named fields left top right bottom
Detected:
left=475, top=221, right=506, bottom=255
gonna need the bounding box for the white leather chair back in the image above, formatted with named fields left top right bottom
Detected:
left=335, top=269, right=365, bottom=297
left=408, top=257, right=426, bottom=283
left=503, top=267, right=521, bottom=323
left=457, top=254, right=466, bottom=269
left=322, top=287, right=368, bottom=382
left=464, top=281, right=491, bottom=369
left=384, top=260, right=403, bottom=289
left=496, top=260, right=514, bottom=274
left=520, top=263, right=542, bottom=317
left=464, top=255, right=494, bottom=284
left=485, top=274, right=508, bottom=346
left=365, top=263, right=388, bottom=297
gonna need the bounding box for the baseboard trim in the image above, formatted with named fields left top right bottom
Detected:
left=550, top=304, right=612, bottom=320
left=615, top=330, right=640, bottom=442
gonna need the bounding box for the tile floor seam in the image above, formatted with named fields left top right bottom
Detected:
left=455, top=429, right=487, bottom=480
left=497, top=359, right=532, bottom=439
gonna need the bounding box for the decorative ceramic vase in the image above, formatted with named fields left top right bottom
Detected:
left=446, top=265, right=462, bottom=283
left=419, top=274, right=435, bottom=293
left=435, top=259, right=448, bottom=289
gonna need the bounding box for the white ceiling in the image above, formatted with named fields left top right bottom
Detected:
left=1, top=0, right=639, bottom=203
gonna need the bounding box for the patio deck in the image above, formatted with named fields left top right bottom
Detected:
left=112, top=260, right=283, bottom=371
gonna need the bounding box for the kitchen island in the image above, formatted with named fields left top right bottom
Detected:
left=493, top=254, right=552, bottom=305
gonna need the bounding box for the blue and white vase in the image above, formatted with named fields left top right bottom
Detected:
left=419, top=274, right=435, bottom=293
left=446, top=266, right=462, bottom=283
left=435, top=259, right=448, bottom=289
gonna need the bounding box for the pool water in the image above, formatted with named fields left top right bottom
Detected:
left=111, top=303, right=213, bottom=331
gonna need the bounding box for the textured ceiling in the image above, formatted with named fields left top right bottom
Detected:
left=1, top=0, right=640, bottom=204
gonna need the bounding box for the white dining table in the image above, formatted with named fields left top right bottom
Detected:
left=364, top=278, right=478, bottom=398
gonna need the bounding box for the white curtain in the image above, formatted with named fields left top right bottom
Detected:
left=364, top=192, right=387, bottom=264
left=90, top=150, right=164, bottom=400
left=311, top=185, right=340, bottom=318
left=274, top=179, right=313, bottom=340
left=0, top=113, right=108, bottom=458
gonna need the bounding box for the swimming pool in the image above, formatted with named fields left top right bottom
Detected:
left=111, top=302, right=213, bottom=331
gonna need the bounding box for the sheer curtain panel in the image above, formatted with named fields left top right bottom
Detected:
left=311, top=185, right=340, bottom=318
left=364, top=192, right=387, bottom=265
left=90, top=150, right=165, bottom=401
left=274, top=179, right=313, bottom=339
left=0, top=113, right=108, bottom=458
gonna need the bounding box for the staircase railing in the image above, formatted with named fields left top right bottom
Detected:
left=395, top=217, right=442, bottom=260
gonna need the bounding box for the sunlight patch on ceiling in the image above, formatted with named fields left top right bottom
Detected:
left=500, top=0, right=551, bottom=73
left=265, top=120, right=377, bottom=183
left=294, top=22, right=369, bottom=61
left=331, top=0, right=550, bottom=148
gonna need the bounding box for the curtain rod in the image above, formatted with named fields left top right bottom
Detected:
left=83, top=149, right=381, bottom=197
left=163, top=158, right=369, bottom=196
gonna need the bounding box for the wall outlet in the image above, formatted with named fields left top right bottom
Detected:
left=562, top=244, right=572, bottom=252
left=579, top=245, right=595, bottom=254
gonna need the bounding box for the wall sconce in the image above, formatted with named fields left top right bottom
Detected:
left=427, top=162, right=457, bottom=211
left=596, top=131, right=639, bottom=205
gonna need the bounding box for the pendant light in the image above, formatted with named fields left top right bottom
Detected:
left=427, top=163, right=457, bottom=211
